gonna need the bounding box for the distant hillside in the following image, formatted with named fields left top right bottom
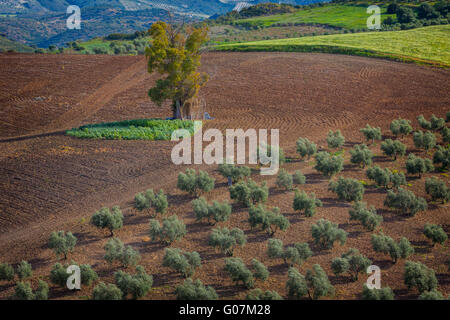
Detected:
left=0, top=35, right=34, bottom=52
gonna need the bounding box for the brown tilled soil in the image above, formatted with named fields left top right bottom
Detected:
left=0, top=52, right=448, bottom=300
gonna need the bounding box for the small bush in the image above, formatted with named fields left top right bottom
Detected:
left=293, top=190, right=322, bottom=217
left=35, top=280, right=49, bottom=300
left=0, top=263, right=14, bottom=281
left=327, top=130, right=345, bottom=149
left=16, top=260, right=32, bottom=280
left=177, top=169, right=215, bottom=196
left=115, top=265, right=153, bottom=299
left=91, top=206, right=124, bottom=236
left=276, top=169, right=293, bottom=190
left=331, top=248, right=371, bottom=281
left=433, top=146, right=449, bottom=169
left=208, top=227, right=246, bottom=256
left=162, top=248, right=201, bottom=278
left=384, top=188, right=427, bottom=216
left=361, top=285, right=395, bottom=300
left=293, top=170, right=306, bottom=185
left=423, top=224, right=447, bottom=246
left=360, top=124, right=382, bottom=143
left=441, top=126, right=450, bottom=143
left=418, top=289, right=445, bottom=300
left=14, top=282, right=35, bottom=300
left=390, top=118, right=412, bottom=137
left=246, top=289, right=282, bottom=300
left=429, top=114, right=445, bottom=131
left=314, top=152, right=344, bottom=178
left=296, top=137, right=317, bottom=159
left=224, top=258, right=254, bottom=288
left=413, top=131, right=436, bottom=150
left=48, top=231, right=77, bottom=260
left=329, top=177, right=365, bottom=202
left=425, top=177, right=449, bottom=203
left=251, top=259, right=269, bottom=281
left=381, top=139, right=406, bottom=160
left=229, top=179, right=268, bottom=207
left=218, top=163, right=251, bottom=183
left=175, top=278, right=218, bottom=300
left=349, top=201, right=382, bottom=231
left=104, top=238, right=140, bottom=267
left=371, top=233, right=413, bottom=263
left=404, top=261, right=437, bottom=294
left=248, top=205, right=289, bottom=236
left=311, top=219, right=347, bottom=250
left=92, top=282, right=123, bottom=300
left=192, top=197, right=232, bottom=225
left=350, top=144, right=373, bottom=168
left=149, top=215, right=186, bottom=245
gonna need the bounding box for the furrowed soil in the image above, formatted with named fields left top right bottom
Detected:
left=0, top=52, right=449, bottom=300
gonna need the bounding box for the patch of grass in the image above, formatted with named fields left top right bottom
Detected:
left=66, top=119, right=196, bottom=141
left=214, top=25, right=450, bottom=67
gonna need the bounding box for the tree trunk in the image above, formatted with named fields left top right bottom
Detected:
left=174, top=100, right=182, bottom=119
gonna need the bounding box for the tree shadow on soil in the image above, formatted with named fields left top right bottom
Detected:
left=409, top=240, right=431, bottom=254
left=320, top=197, right=350, bottom=208
left=215, top=284, right=242, bottom=298
left=304, top=172, right=324, bottom=184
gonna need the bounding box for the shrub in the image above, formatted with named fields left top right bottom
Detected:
left=406, top=153, right=434, bottom=177
left=162, top=248, right=201, bottom=278
left=423, top=224, right=447, bottom=246
left=390, top=118, right=412, bottom=137
left=191, top=197, right=232, bottom=225
left=425, top=177, right=449, bottom=203
left=248, top=205, right=289, bottom=236
left=80, top=264, right=99, bottom=286
left=349, top=201, right=382, bottom=231
left=175, top=278, right=218, bottom=300
left=384, top=188, right=427, bottom=216
left=286, top=267, right=307, bottom=299
left=218, top=163, right=251, bottom=183
left=16, top=260, right=32, bottom=280
left=224, top=258, right=254, bottom=288
left=276, top=169, right=293, bottom=190
left=381, top=139, right=406, bottom=160
left=329, top=177, right=365, bottom=202
left=331, top=248, right=372, bottom=281
left=314, top=152, right=344, bottom=178
left=246, top=289, right=282, bottom=300
left=433, top=146, right=449, bottom=169
left=404, top=261, right=437, bottom=294
left=293, top=190, right=322, bottom=217
left=296, top=137, right=317, bottom=159
left=134, top=189, right=154, bottom=210
left=293, top=170, right=306, bottom=185
left=92, top=282, right=123, bottom=300
left=311, top=219, right=347, bottom=249
left=104, top=238, right=140, bottom=267
left=115, top=265, right=153, bottom=299
left=429, top=114, right=445, bottom=131
left=327, top=130, right=345, bottom=149
left=413, top=131, right=436, bottom=150
left=417, top=115, right=432, bottom=130
left=305, top=264, right=334, bottom=300
left=152, top=189, right=169, bottom=215
left=35, top=280, right=49, bottom=300
left=177, top=169, right=215, bottom=196
left=229, top=179, right=268, bottom=207
left=251, top=259, right=269, bottom=281
left=48, top=231, right=77, bottom=260
left=91, top=206, right=124, bottom=236
left=441, top=126, right=450, bottom=143
left=418, top=289, right=445, bottom=300
left=360, top=124, right=382, bottom=144
left=371, top=233, right=413, bottom=263
left=0, top=263, right=14, bottom=281
left=149, top=215, right=186, bottom=245
left=349, top=144, right=373, bottom=168
left=14, top=282, right=35, bottom=300
left=208, top=227, right=246, bottom=256
left=361, top=285, right=395, bottom=300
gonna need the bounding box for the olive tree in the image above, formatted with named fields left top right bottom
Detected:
left=390, top=118, right=412, bottom=137
left=14, top=280, right=48, bottom=300
left=404, top=261, right=437, bottom=294
left=384, top=188, right=427, bottom=216
left=218, top=163, right=251, bottom=183
left=425, top=177, right=449, bottom=203
left=314, top=152, right=344, bottom=178
left=296, top=137, right=317, bottom=159
left=371, top=233, right=413, bottom=263
left=293, top=170, right=306, bottom=185
left=288, top=264, right=334, bottom=300
left=417, top=115, right=432, bottom=130
left=16, top=260, right=32, bottom=280
left=104, top=238, right=140, bottom=267
left=349, top=201, right=382, bottom=231
left=248, top=205, right=290, bottom=236
left=134, top=189, right=168, bottom=215
left=48, top=231, right=77, bottom=260
left=177, top=169, right=215, bottom=197
left=246, top=289, right=282, bottom=300
left=349, top=144, right=373, bottom=168
left=331, top=248, right=371, bottom=281
left=251, top=259, right=269, bottom=282
left=329, top=177, right=365, bottom=202
left=92, top=282, right=123, bottom=300
left=433, top=146, right=449, bottom=169
left=267, top=239, right=312, bottom=267
left=50, top=262, right=98, bottom=287
left=224, top=257, right=254, bottom=289
left=115, top=265, right=153, bottom=299
left=229, top=179, right=268, bottom=207
left=423, top=224, right=447, bottom=246
left=208, top=227, right=246, bottom=256
left=366, top=166, right=406, bottom=189
left=175, top=278, right=218, bottom=300
left=162, top=248, right=201, bottom=278
left=381, top=139, right=406, bottom=160
left=149, top=215, right=186, bottom=245
left=429, top=114, right=445, bottom=131
left=191, top=197, right=232, bottom=225
left=0, top=263, right=15, bottom=281
left=327, top=130, right=345, bottom=149
left=276, top=168, right=293, bottom=190
left=418, top=289, right=445, bottom=300
left=293, top=190, right=322, bottom=217
left=413, top=131, right=436, bottom=151
left=360, top=124, right=382, bottom=144
left=311, top=219, right=347, bottom=250
left=361, top=285, right=394, bottom=300
left=91, top=206, right=124, bottom=237
left=441, top=126, right=450, bottom=143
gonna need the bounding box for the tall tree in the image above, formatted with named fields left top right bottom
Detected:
left=145, top=19, right=209, bottom=119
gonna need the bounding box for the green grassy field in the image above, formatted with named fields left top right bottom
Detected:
left=233, top=4, right=395, bottom=30
left=214, top=25, right=450, bottom=67
left=0, top=35, right=33, bottom=52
